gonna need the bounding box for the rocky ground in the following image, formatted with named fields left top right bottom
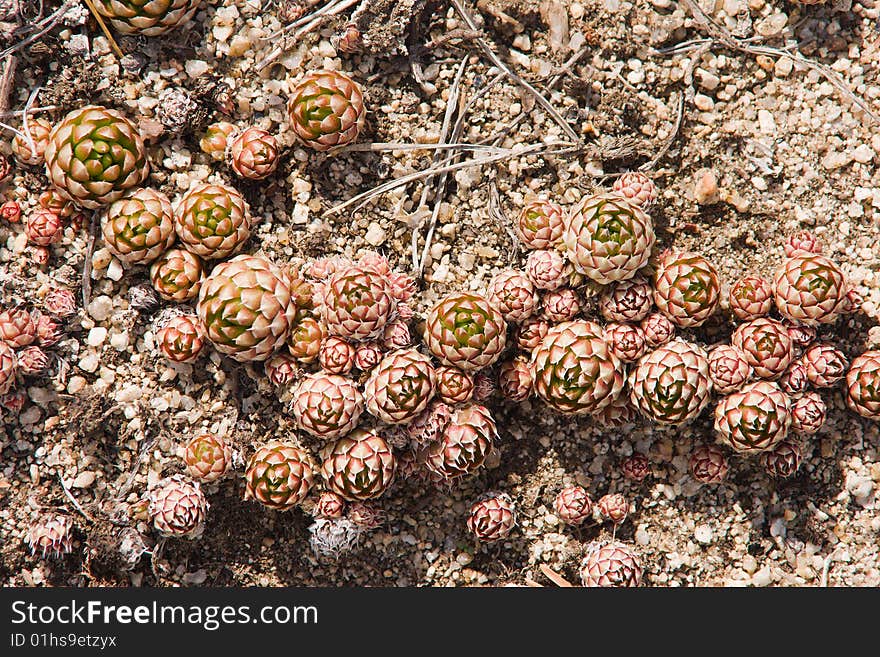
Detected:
left=1, top=0, right=879, bottom=587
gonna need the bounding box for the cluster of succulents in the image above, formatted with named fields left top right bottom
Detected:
left=11, top=48, right=880, bottom=592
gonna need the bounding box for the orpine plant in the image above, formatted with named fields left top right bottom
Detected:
left=148, top=475, right=208, bottom=539
left=320, top=429, right=396, bottom=501
left=466, top=492, right=516, bottom=543
left=653, top=251, right=720, bottom=328
left=102, top=188, right=175, bottom=266
left=562, top=192, right=655, bottom=284
left=530, top=320, right=625, bottom=415
left=423, top=404, right=497, bottom=479
left=516, top=197, right=564, bottom=250
left=174, top=182, right=252, bottom=260
left=244, top=442, right=314, bottom=510
left=287, top=70, right=365, bottom=151
left=44, top=105, right=149, bottom=209
left=732, top=317, right=793, bottom=380
left=773, top=252, right=849, bottom=325
left=183, top=433, right=232, bottom=483
left=197, top=254, right=296, bottom=362
left=321, top=263, right=396, bottom=341
left=95, top=0, right=202, bottom=35
left=423, top=292, right=507, bottom=371
left=713, top=381, right=791, bottom=454
left=364, top=348, right=437, bottom=424
left=579, top=541, right=643, bottom=587
left=291, top=373, right=364, bottom=440
left=554, top=485, right=593, bottom=525
left=629, top=339, right=713, bottom=425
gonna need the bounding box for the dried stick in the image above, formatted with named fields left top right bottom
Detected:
left=335, top=141, right=505, bottom=155
left=257, top=0, right=359, bottom=71
left=81, top=211, right=100, bottom=308
left=0, top=54, right=16, bottom=116
left=539, top=564, right=574, bottom=587
left=81, top=0, right=124, bottom=59
left=325, top=142, right=569, bottom=216
left=58, top=474, right=97, bottom=523
left=0, top=0, right=79, bottom=59
left=413, top=56, right=467, bottom=274
left=450, top=0, right=580, bottom=143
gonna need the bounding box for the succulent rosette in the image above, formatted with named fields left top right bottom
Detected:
left=26, top=514, right=74, bottom=558
left=612, top=172, right=658, bottom=208
left=629, top=339, right=712, bottom=424
left=291, top=373, right=364, bottom=440
left=320, top=429, right=396, bottom=501
left=149, top=247, right=204, bottom=301
left=801, top=343, right=848, bottom=388
left=435, top=365, right=474, bottom=404
left=553, top=485, right=593, bottom=525
left=516, top=197, right=565, bottom=250
left=319, top=336, right=355, bottom=374
left=498, top=357, right=533, bottom=402
left=760, top=440, right=802, bottom=478
left=423, top=404, right=497, bottom=479
left=707, top=344, right=752, bottom=394
left=467, top=492, right=516, bottom=542
left=845, top=351, right=880, bottom=420
left=228, top=126, right=279, bottom=180
left=0, top=308, right=36, bottom=348
left=791, top=391, right=826, bottom=434
left=525, top=249, right=569, bottom=291
left=322, top=264, right=396, bottom=341
left=174, top=182, right=251, bottom=260
left=44, top=105, right=149, bottom=209
left=713, top=380, right=791, bottom=453
left=196, top=254, right=296, bottom=362
left=731, top=317, right=793, bottom=380
left=486, top=269, right=536, bottom=323
left=244, top=442, right=314, bottom=510
left=604, top=322, right=647, bottom=363
left=530, top=320, right=625, bottom=415
left=773, top=253, right=848, bottom=325
left=653, top=251, right=720, bottom=328
left=640, top=312, right=676, bottom=348
left=599, top=275, right=653, bottom=323
left=103, top=188, right=175, bottom=265
left=423, top=292, right=507, bottom=371
left=0, top=342, right=18, bottom=395
left=200, top=121, right=237, bottom=160
left=288, top=316, right=326, bottom=364
left=156, top=314, right=204, bottom=363
left=364, top=348, right=436, bottom=424
left=95, top=0, right=202, bottom=35
left=689, top=445, right=729, bottom=484
left=579, top=541, right=643, bottom=588
left=516, top=318, right=549, bottom=352
left=12, top=117, right=52, bottom=165
left=183, top=433, right=232, bottom=483
left=287, top=70, right=365, bottom=151
left=562, top=192, right=655, bottom=284
left=148, top=475, right=208, bottom=538
left=728, top=275, right=773, bottom=321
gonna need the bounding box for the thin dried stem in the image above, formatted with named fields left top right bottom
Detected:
left=257, top=0, right=359, bottom=71
left=414, top=56, right=468, bottom=275
left=20, top=85, right=40, bottom=162
left=334, top=142, right=505, bottom=155
left=81, top=0, right=124, bottom=59
left=58, top=474, right=97, bottom=523
left=81, top=211, right=100, bottom=308
left=325, top=141, right=572, bottom=216
left=0, top=54, right=17, bottom=116
left=0, top=1, right=78, bottom=58
left=450, top=0, right=580, bottom=143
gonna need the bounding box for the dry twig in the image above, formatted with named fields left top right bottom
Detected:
left=81, top=211, right=101, bottom=308
left=450, top=0, right=580, bottom=143
left=58, top=474, right=97, bottom=523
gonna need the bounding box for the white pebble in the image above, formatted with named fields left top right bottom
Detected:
left=106, top=258, right=124, bottom=282
left=87, top=327, right=108, bottom=347
left=78, top=352, right=100, bottom=373
left=694, top=524, right=713, bottom=544
left=364, top=222, right=386, bottom=247
left=88, top=295, right=114, bottom=321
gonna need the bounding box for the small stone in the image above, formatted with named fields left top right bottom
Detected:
left=182, top=569, right=208, bottom=585
left=115, top=385, right=142, bottom=403
left=694, top=94, right=714, bottom=111
left=67, top=376, right=87, bottom=394
left=72, top=471, right=96, bottom=488
left=78, top=352, right=100, bottom=373
left=364, top=222, right=386, bottom=247
left=751, top=566, right=772, bottom=587
left=852, top=144, right=875, bottom=164
left=694, top=169, right=719, bottom=204
left=756, top=12, right=787, bottom=37
left=741, top=554, right=758, bottom=574
left=91, top=247, right=112, bottom=271
left=88, top=295, right=114, bottom=322
left=228, top=35, right=251, bottom=57
left=694, top=524, right=713, bottom=544
left=110, top=331, right=129, bottom=350
left=86, top=327, right=107, bottom=347
left=185, top=60, right=210, bottom=78
left=757, top=109, right=775, bottom=134
left=106, top=258, right=124, bottom=282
